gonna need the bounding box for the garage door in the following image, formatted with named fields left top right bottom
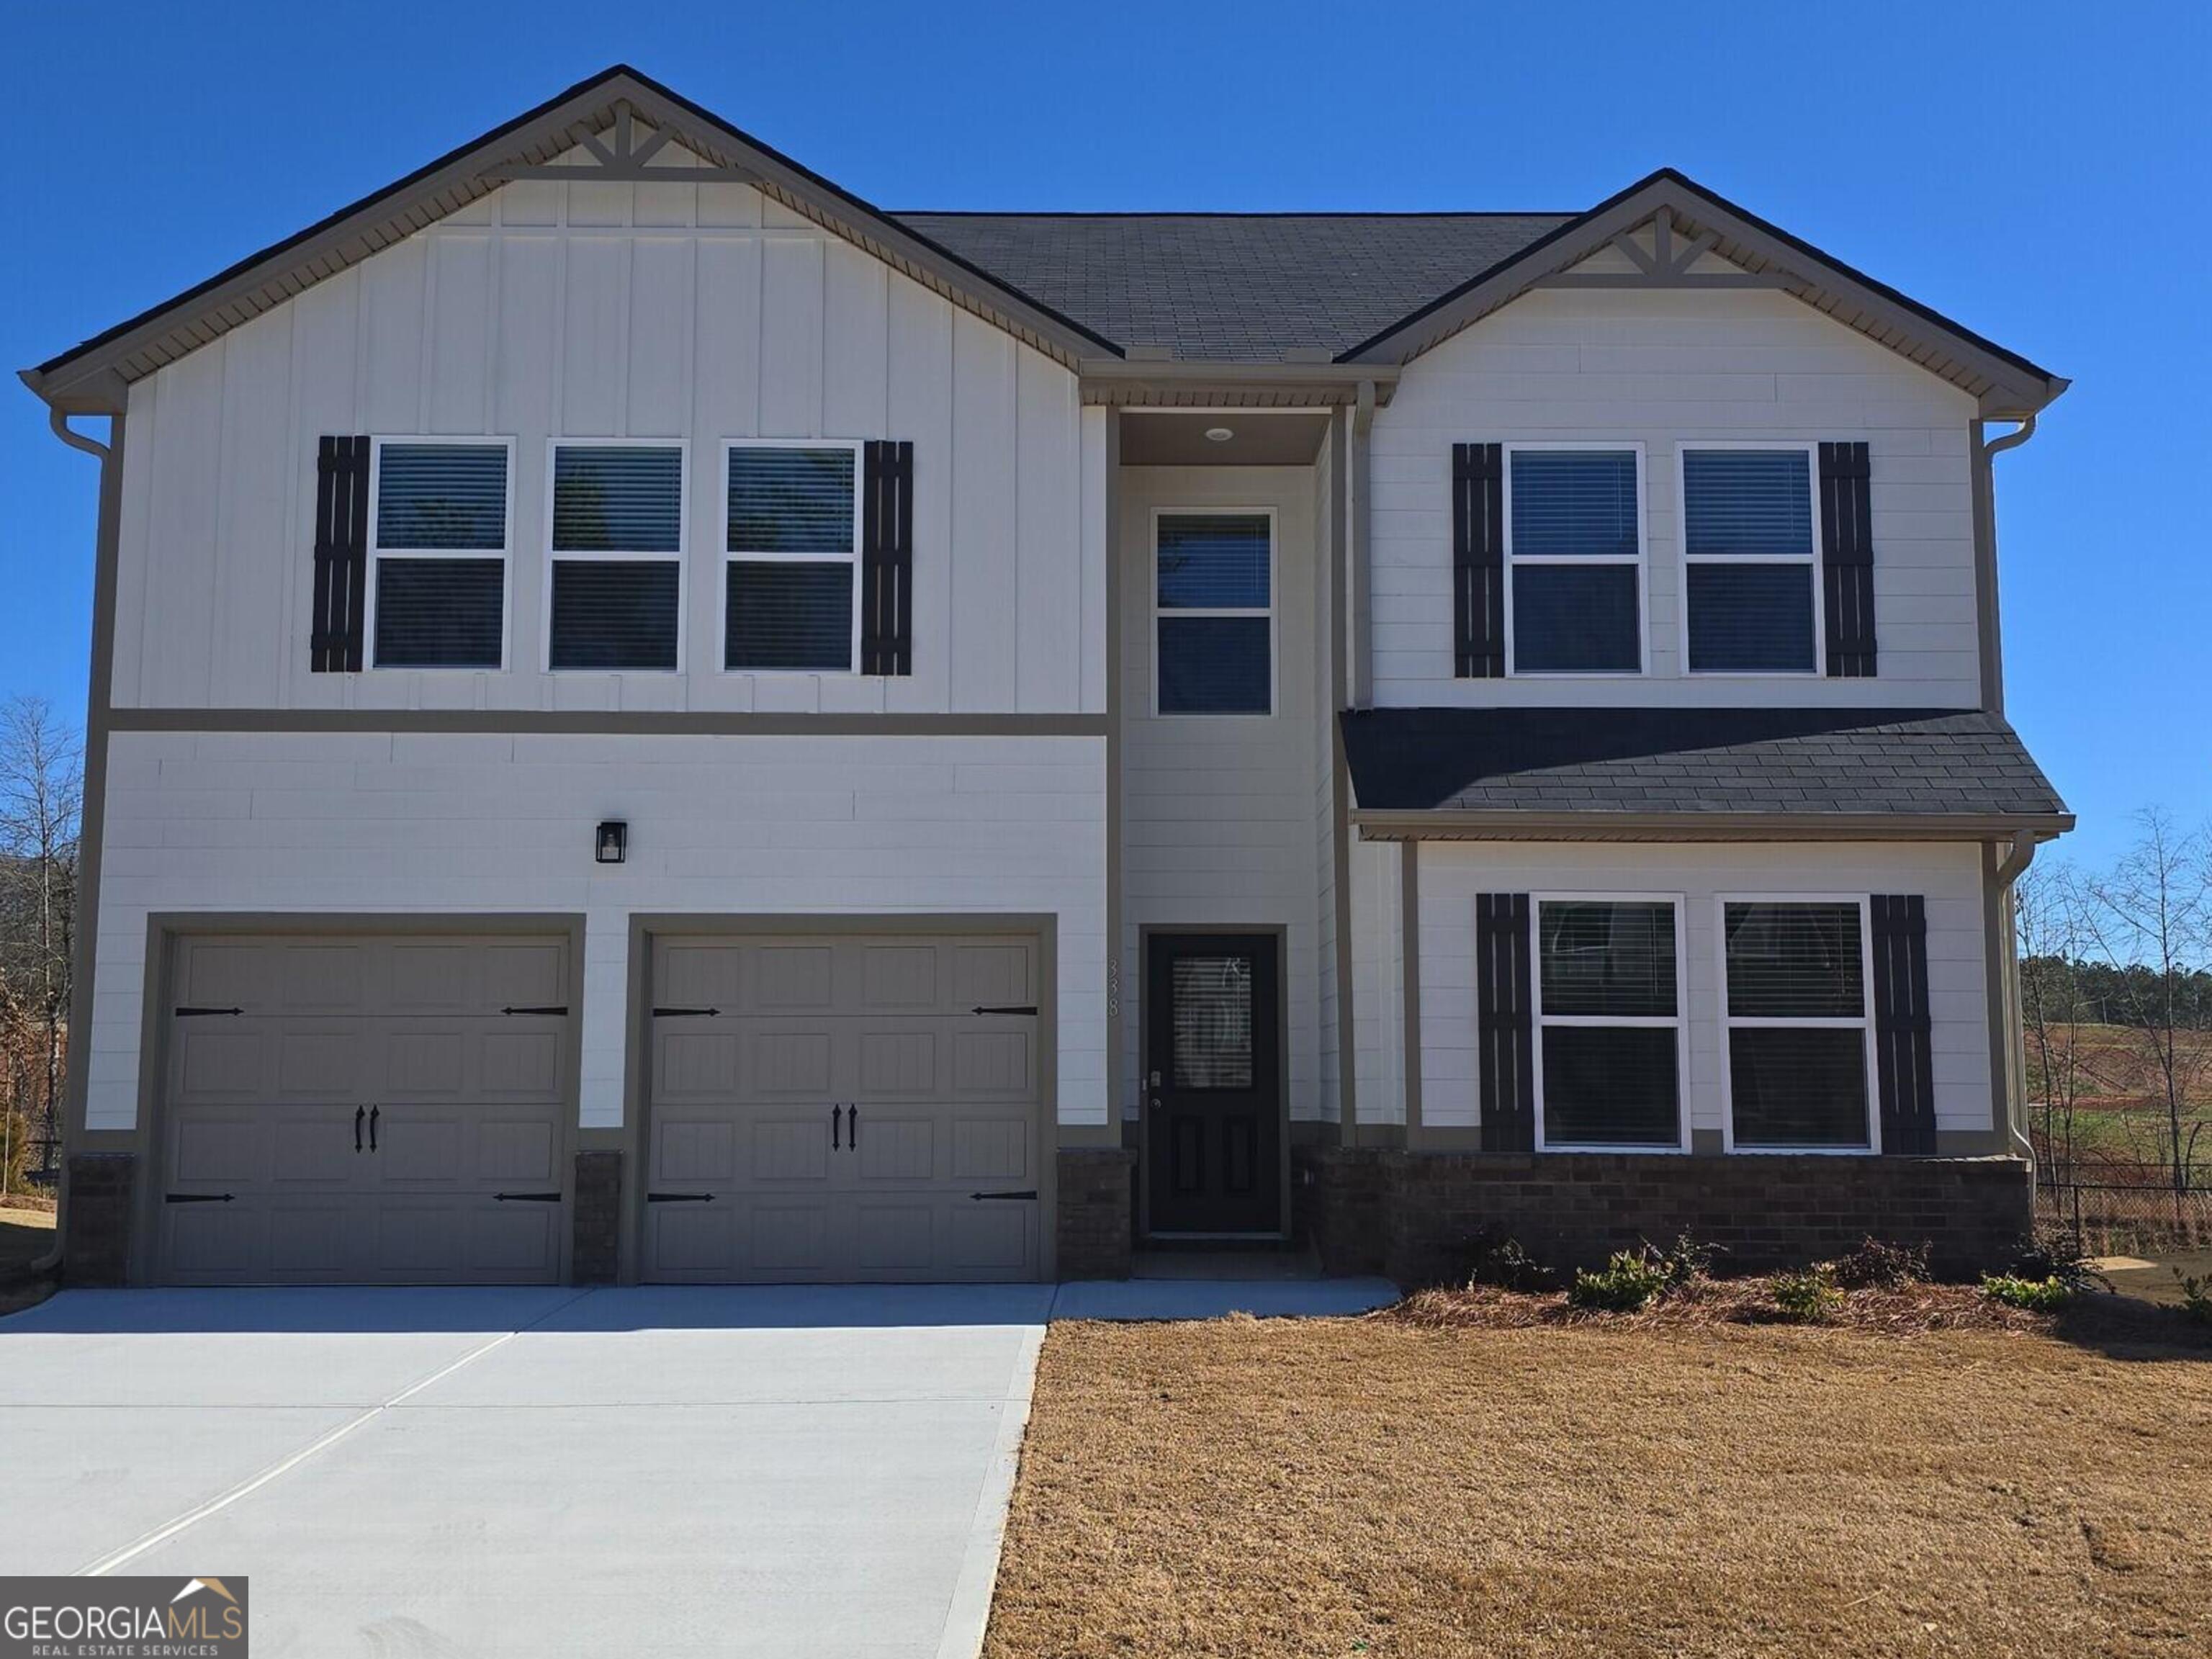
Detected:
left=644, top=932, right=1046, bottom=1282
left=158, top=933, right=572, bottom=1285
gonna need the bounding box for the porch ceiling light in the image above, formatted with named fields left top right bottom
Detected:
left=1204, top=426, right=1233, bottom=442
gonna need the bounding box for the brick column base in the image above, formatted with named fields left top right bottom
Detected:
left=63, top=1154, right=136, bottom=1287
left=1292, top=1146, right=1388, bottom=1276
left=1056, top=1147, right=1134, bottom=1280
left=572, top=1151, right=623, bottom=1284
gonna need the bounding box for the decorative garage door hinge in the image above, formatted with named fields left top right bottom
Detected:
left=646, top=1191, right=715, bottom=1203
left=165, top=1192, right=235, bottom=1204
left=493, top=1191, right=562, bottom=1202
left=970, top=1004, right=1038, bottom=1016
left=174, top=1006, right=244, bottom=1017
left=968, top=1190, right=1039, bottom=1202
left=652, top=1006, right=720, bottom=1017
left=500, top=1005, right=568, bottom=1016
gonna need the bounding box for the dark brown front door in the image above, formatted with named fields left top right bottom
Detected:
left=1145, top=933, right=1282, bottom=1236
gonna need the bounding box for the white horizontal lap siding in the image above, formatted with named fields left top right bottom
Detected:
left=1412, top=840, right=1990, bottom=1137
left=1119, top=467, right=1325, bottom=1123
left=1369, top=289, right=1980, bottom=708
left=111, top=145, right=1095, bottom=716
left=86, top=729, right=1108, bottom=1133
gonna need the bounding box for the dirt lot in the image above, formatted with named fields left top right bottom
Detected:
left=986, top=1311, right=2212, bottom=1658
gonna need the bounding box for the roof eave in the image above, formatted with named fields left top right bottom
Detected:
left=25, top=66, right=1119, bottom=414
left=1349, top=808, right=2077, bottom=844
left=1335, top=169, right=2067, bottom=417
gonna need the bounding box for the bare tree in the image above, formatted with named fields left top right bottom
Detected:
left=2018, top=861, right=2096, bottom=1236
left=0, top=696, right=81, bottom=1194
left=2076, top=808, right=2212, bottom=1210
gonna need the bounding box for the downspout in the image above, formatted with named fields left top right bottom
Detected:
left=1970, top=413, right=2038, bottom=715
left=27, top=408, right=116, bottom=1279
left=1990, top=830, right=2039, bottom=1162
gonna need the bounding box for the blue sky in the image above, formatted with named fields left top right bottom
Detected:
left=3, top=1, right=2203, bottom=869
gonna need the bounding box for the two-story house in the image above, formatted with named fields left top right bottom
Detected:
left=22, top=67, right=2071, bottom=1288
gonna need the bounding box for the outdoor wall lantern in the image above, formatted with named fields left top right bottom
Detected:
left=595, top=821, right=628, bottom=865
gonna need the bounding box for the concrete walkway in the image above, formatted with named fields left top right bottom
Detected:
left=0, top=1278, right=1394, bottom=1657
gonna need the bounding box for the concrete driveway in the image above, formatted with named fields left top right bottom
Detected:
left=0, top=1286, right=1055, bottom=1658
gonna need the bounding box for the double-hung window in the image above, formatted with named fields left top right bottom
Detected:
left=1506, top=446, right=1644, bottom=673
left=1533, top=897, right=1683, bottom=1149
left=1681, top=446, right=1819, bottom=673
left=1722, top=899, right=1876, bottom=1150
left=723, top=443, right=860, bottom=672
left=1155, top=511, right=1273, bottom=714
left=547, top=443, right=684, bottom=670
left=369, top=439, right=511, bottom=670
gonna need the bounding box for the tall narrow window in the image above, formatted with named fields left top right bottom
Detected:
left=1507, top=447, right=1643, bottom=673
left=1156, top=512, right=1272, bottom=714
left=370, top=441, right=510, bottom=670
left=1723, top=900, right=1874, bottom=1149
left=1683, top=447, right=1818, bottom=673
left=724, top=444, right=860, bottom=672
left=1534, top=898, right=1681, bottom=1148
left=548, top=444, right=683, bottom=670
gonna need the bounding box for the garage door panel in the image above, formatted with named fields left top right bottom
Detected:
left=644, top=930, right=1044, bottom=1283
left=157, top=932, right=572, bottom=1285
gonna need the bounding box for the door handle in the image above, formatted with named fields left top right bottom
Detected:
left=354, top=1105, right=365, bottom=1152
left=368, top=1105, right=379, bottom=1152
left=832, top=1104, right=842, bottom=1151
left=848, top=1105, right=859, bottom=1151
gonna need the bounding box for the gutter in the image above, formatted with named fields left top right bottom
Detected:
left=1971, top=413, right=2039, bottom=714
left=1350, top=809, right=2075, bottom=843
left=1990, top=827, right=2041, bottom=1161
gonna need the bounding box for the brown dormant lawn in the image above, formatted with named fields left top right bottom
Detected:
left=984, top=1305, right=2211, bottom=1658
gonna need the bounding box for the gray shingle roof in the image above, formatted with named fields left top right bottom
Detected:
left=891, top=213, right=1570, bottom=361
left=1340, top=708, right=2070, bottom=824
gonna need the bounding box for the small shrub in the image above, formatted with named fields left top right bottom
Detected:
left=1832, top=1237, right=1930, bottom=1291
left=1771, top=1263, right=1845, bottom=1323
left=1981, top=1272, right=2072, bottom=1313
left=1457, top=1226, right=1557, bottom=1294
left=1654, top=1232, right=1720, bottom=1294
left=1568, top=1250, right=1669, bottom=1313
left=2012, top=1228, right=2102, bottom=1292
left=2175, top=1271, right=2212, bottom=1328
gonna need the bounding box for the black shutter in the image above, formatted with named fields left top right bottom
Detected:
left=311, top=435, right=371, bottom=673
left=1870, top=894, right=1936, bottom=1154
left=1476, top=892, right=1535, bottom=1152
left=860, top=440, right=914, bottom=675
left=1452, top=442, right=1505, bottom=678
left=1819, top=441, right=1876, bottom=677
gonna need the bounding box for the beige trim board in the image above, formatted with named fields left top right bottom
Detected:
left=1353, top=810, right=2075, bottom=844
left=1401, top=842, right=1423, bottom=1137
left=107, top=709, right=1109, bottom=737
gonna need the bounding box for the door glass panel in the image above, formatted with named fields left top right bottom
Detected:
left=1172, top=955, right=1254, bottom=1089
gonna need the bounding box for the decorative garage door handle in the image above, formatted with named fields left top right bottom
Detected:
left=646, top=1192, right=715, bottom=1203
left=165, top=1192, right=235, bottom=1204
left=501, top=1004, right=568, bottom=1016
left=354, top=1105, right=365, bottom=1152
left=970, top=1004, right=1038, bottom=1016
left=968, top=1190, right=1038, bottom=1202
left=849, top=1105, right=859, bottom=1149
left=832, top=1104, right=841, bottom=1150
left=174, top=1005, right=243, bottom=1017
left=493, top=1191, right=562, bottom=1202
left=369, top=1105, right=379, bottom=1151
left=652, top=1006, right=720, bottom=1017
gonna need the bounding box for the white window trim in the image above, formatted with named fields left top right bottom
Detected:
left=541, top=438, right=690, bottom=675
left=1528, top=891, right=1690, bottom=1154
left=1501, top=440, right=1648, bottom=678
left=719, top=437, right=866, bottom=676
left=1676, top=441, right=1824, bottom=679
left=1715, top=893, right=1881, bottom=1155
left=1149, top=505, right=1279, bottom=718
left=364, top=435, right=516, bottom=673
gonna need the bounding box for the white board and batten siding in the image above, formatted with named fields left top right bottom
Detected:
left=1368, top=287, right=1982, bottom=708
left=107, top=142, right=1100, bottom=716
left=1117, top=467, right=1328, bottom=1123
left=89, top=729, right=1107, bottom=1136
left=1413, top=842, right=1992, bottom=1139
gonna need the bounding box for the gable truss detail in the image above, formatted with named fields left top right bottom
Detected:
left=1539, top=211, right=1786, bottom=292
left=484, top=101, right=758, bottom=184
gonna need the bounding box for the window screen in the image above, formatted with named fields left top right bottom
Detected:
left=1683, top=449, right=1818, bottom=674
left=725, top=446, right=858, bottom=672
left=549, top=446, right=683, bottom=670
left=1536, top=899, right=1679, bottom=1147
left=1724, top=901, right=1871, bottom=1148
left=1156, top=514, right=1271, bottom=714
left=1509, top=450, right=1641, bottom=673
left=371, top=442, right=508, bottom=669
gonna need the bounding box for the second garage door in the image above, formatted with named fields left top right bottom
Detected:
left=644, top=932, right=1046, bottom=1282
